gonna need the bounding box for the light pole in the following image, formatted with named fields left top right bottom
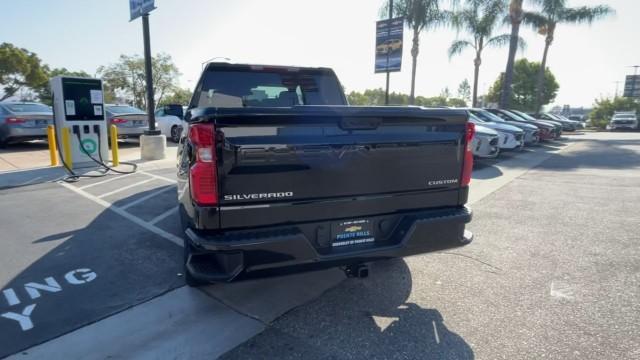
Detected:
left=384, top=0, right=393, bottom=105
left=130, top=1, right=164, bottom=160
left=142, top=14, right=159, bottom=135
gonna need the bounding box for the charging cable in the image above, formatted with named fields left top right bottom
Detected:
left=73, top=127, right=137, bottom=175
left=55, top=134, right=108, bottom=182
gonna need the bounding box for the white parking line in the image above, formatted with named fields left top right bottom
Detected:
left=96, top=178, right=155, bottom=198
left=79, top=173, right=137, bottom=190
left=137, top=170, right=177, bottom=184
left=432, top=321, right=440, bottom=344
left=150, top=206, right=179, bottom=225
left=120, top=186, right=175, bottom=210
left=58, top=181, right=183, bottom=247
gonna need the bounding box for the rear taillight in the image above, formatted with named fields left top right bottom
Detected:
left=5, top=117, right=25, bottom=124
left=112, top=118, right=128, bottom=124
left=189, top=123, right=218, bottom=206
left=461, top=122, right=475, bottom=187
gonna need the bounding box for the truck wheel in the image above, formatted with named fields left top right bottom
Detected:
left=170, top=126, right=180, bottom=143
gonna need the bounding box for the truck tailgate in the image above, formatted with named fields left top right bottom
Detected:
left=207, top=106, right=468, bottom=228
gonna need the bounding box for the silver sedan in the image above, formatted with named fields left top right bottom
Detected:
left=471, top=124, right=500, bottom=158
left=0, top=102, right=53, bottom=147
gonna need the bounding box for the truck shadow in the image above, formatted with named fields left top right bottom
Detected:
left=2, top=173, right=473, bottom=359
left=473, top=160, right=503, bottom=180
left=224, top=258, right=474, bottom=359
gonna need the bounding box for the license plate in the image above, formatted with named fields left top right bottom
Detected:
left=133, top=120, right=144, bottom=126
left=332, top=219, right=375, bottom=247
left=35, top=120, right=48, bottom=125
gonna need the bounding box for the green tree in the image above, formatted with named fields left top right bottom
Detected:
left=449, top=0, right=520, bottom=107
left=347, top=90, right=370, bottom=105
left=440, top=86, right=451, bottom=99
left=346, top=89, right=466, bottom=107
left=383, top=0, right=454, bottom=104
left=35, top=67, right=91, bottom=105
left=97, top=53, right=180, bottom=110
left=589, top=97, right=639, bottom=129
left=159, top=87, right=193, bottom=106
left=457, top=78, right=471, bottom=103
left=487, top=58, right=558, bottom=111
left=499, top=0, right=525, bottom=108
left=446, top=97, right=468, bottom=107
left=524, top=0, right=613, bottom=113
left=364, top=88, right=388, bottom=104
left=0, top=43, right=48, bottom=101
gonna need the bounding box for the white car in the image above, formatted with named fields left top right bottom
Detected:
left=471, top=124, right=500, bottom=158
left=155, top=106, right=185, bottom=142
left=608, top=111, right=638, bottom=130
left=468, top=112, right=524, bottom=151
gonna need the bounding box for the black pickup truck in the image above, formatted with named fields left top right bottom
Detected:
left=177, top=62, right=474, bottom=285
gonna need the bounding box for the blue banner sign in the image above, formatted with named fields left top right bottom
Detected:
left=129, top=0, right=156, bottom=21
left=375, top=17, right=404, bottom=73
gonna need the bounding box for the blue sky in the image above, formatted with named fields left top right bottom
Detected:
left=2, top=0, right=637, bottom=108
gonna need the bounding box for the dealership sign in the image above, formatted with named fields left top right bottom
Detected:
left=375, top=17, right=404, bottom=73
left=623, top=75, right=640, bottom=98
left=129, top=0, right=155, bottom=21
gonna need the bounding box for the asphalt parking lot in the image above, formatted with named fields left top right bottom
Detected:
left=1, top=131, right=639, bottom=359
left=224, top=132, right=640, bottom=359
left=0, top=167, right=184, bottom=356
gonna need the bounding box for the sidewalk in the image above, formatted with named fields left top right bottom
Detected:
left=0, top=140, right=178, bottom=172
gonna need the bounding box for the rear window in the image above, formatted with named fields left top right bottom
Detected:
left=106, top=106, right=145, bottom=114
left=3, top=103, right=51, bottom=113
left=193, top=68, right=345, bottom=108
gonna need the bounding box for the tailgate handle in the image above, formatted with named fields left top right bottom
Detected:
left=339, top=117, right=382, bottom=130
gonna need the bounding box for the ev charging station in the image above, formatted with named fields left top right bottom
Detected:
left=50, top=76, right=109, bottom=168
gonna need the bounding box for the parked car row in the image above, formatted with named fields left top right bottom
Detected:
left=0, top=99, right=585, bottom=151
left=0, top=101, right=186, bottom=147
left=463, top=108, right=574, bottom=159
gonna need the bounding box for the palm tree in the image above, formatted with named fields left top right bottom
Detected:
left=499, top=0, right=525, bottom=109
left=448, top=0, right=521, bottom=107
left=526, top=0, right=613, bottom=113
left=384, top=0, right=453, bottom=105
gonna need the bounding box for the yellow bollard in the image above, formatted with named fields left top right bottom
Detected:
left=110, top=124, right=119, bottom=167
left=47, top=125, right=58, bottom=166
left=62, top=127, right=72, bottom=168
